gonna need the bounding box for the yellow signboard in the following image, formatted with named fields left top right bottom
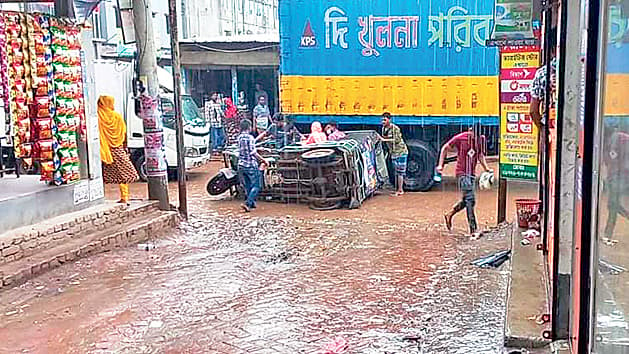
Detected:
left=499, top=103, right=539, bottom=179
left=501, top=52, right=540, bottom=69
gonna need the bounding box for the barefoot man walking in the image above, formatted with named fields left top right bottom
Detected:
left=437, top=123, right=492, bottom=237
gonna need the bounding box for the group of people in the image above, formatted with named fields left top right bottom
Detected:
left=236, top=110, right=491, bottom=239
left=96, top=81, right=491, bottom=238
left=235, top=115, right=349, bottom=212
left=256, top=114, right=347, bottom=148
left=203, top=92, right=241, bottom=155
left=202, top=83, right=274, bottom=155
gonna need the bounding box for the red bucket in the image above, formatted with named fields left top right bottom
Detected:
left=515, top=199, right=541, bottom=228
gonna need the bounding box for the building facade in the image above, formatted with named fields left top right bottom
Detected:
left=181, top=0, right=278, bottom=40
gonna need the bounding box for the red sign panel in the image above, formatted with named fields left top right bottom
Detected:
left=500, top=68, right=537, bottom=80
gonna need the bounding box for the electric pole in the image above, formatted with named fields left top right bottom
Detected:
left=167, top=0, right=188, bottom=218
left=133, top=0, right=170, bottom=210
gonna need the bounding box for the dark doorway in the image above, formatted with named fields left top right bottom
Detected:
left=186, top=69, right=232, bottom=104
left=237, top=67, right=278, bottom=113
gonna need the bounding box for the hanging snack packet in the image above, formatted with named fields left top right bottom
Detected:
left=40, top=160, right=55, bottom=181
left=37, top=139, right=56, bottom=160
left=35, top=118, right=53, bottom=139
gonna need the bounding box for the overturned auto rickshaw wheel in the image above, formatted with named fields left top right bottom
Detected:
left=301, top=149, right=336, bottom=164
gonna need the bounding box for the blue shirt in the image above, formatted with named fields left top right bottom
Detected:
left=237, top=133, right=258, bottom=169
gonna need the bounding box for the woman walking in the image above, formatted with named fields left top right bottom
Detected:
left=98, top=95, right=138, bottom=204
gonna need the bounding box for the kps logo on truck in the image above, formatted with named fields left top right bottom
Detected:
left=300, top=20, right=317, bottom=48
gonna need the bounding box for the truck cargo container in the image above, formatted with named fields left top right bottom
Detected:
left=279, top=0, right=500, bottom=191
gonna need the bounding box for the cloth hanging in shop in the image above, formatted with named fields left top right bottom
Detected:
left=97, top=96, right=126, bottom=164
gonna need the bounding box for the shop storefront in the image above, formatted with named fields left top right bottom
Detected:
left=179, top=36, right=279, bottom=112
left=541, top=0, right=629, bottom=351
left=0, top=10, right=104, bottom=231
left=578, top=0, right=629, bottom=351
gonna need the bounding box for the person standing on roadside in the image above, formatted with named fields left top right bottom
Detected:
left=98, top=95, right=139, bottom=205
left=381, top=112, right=408, bottom=196
left=254, top=83, right=269, bottom=108
left=237, top=119, right=269, bottom=212
left=223, top=97, right=240, bottom=145
left=206, top=92, right=226, bottom=155
left=252, top=95, right=271, bottom=135
left=437, top=123, right=492, bottom=237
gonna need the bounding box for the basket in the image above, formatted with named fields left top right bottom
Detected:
left=515, top=199, right=541, bottom=228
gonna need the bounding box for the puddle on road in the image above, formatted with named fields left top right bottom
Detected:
left=0, top=209, right=512, bottom=353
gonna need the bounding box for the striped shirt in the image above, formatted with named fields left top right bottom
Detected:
left=205, top=101, right=224, bottom=128
left=237, top=133, right=258, bottom=169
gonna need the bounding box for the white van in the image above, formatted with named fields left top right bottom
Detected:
left=94, top=61, right=210, bottom=180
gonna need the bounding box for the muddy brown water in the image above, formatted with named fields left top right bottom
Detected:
left=0, top=161, right=538, bottom=353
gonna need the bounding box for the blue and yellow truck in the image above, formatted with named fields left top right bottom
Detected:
left=279, top=0, right=500, bottom=191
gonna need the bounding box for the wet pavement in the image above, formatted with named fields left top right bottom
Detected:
left=0, top=161, right=539, bottom=353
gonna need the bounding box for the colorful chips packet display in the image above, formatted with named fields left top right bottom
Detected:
left=50, top=18, right=83, bottom=183
left=0, top=11, right=84, bottom=184
left=1, top=13, right=32, bottom=163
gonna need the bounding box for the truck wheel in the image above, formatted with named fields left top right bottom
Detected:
left=132, top=153, right=148, bottom=182
left=404, top=140, right=437, bottom=192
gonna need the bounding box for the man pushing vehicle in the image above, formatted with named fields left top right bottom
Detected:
left=437, top=123, right=492, bottom=238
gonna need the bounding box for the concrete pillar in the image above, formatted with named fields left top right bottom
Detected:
left=134, top=0, right=170, bottom=210
left=231, top=67, right=238, bottom=104
left=552, top=0, right=581, bottom=339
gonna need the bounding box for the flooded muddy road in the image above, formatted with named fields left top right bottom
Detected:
left=0, top=162, right=536, bottom=353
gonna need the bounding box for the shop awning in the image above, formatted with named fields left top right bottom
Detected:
left=180, top=35, right=279, bottom=68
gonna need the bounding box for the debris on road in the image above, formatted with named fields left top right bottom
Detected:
left=137, top=243, right=156, bottom=251
left=521, top=229, right=540, bottom=239
left=471, top=250, right=511, bottom=268
left=599, top=259, right=627, bottom=275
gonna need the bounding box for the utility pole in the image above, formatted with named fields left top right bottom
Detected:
left=167, top=0, right=188, bottom=218
left=133, top=0, right=170, bottom=210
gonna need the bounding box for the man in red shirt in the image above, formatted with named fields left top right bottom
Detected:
left=437, top=123, right=492, bottom=236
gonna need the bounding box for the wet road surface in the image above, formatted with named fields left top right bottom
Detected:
left=0, top=161, right=538, bottom=353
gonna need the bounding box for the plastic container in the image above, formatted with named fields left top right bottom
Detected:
left=515, top=199, right=542, bottom=228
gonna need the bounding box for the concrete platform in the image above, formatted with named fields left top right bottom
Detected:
left=505, top=224, right=552, bottom=348
left=0, top=175, right=104, bottom=232
left=0, top=175, right=50, bottom=201
left=0, top=200, right=179, bottom=290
